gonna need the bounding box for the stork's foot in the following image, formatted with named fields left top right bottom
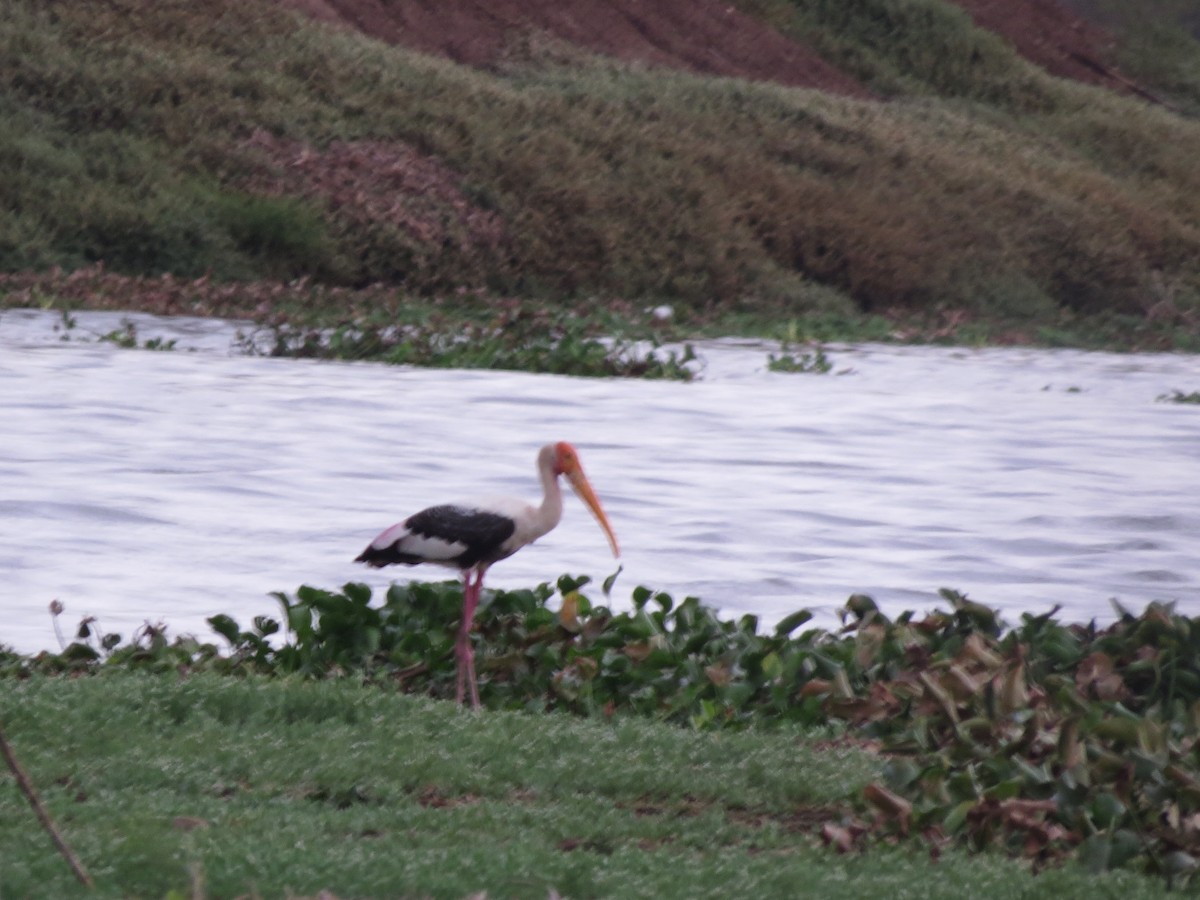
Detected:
left=466, top=646, right=480, bottom=709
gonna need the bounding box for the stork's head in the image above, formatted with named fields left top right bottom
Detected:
left=553, top=441, right=620, bottom=558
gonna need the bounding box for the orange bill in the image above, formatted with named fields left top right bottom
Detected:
left=566, top=467, right=620, bottom=558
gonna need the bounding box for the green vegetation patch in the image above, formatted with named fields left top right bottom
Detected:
left=7, top=577, right=1200, bottom=891
left=0, top=669, right=1180, bottom=898
left=1066, top=0, right=1200, bottom=114
left=238, top=303, right=700, bottom=380
left=1157, top=389, right=1200, bottom=404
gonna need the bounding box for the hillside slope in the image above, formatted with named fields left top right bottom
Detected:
left=281, top=0, right=872, bottom=96
left=280, top=0, right=1138, bottom=98
left=2, top=0, right=1199, bottom=342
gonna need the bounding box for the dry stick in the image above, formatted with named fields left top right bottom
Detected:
left=0, top=723, right=95, bottom=889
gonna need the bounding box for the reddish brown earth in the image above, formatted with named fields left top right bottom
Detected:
left=279, top=0, right=872, bottom=96
left=278, top=0, right=1140, bottom=98
left=947, top=0, right=1153, bottom=99
left=239, top=129, right=511, bottom=283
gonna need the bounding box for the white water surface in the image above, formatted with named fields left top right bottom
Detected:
left=2, top=308, right=1198, bottom=653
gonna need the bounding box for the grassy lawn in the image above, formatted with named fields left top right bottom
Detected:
left=0, top=673, right=1185, bottom=898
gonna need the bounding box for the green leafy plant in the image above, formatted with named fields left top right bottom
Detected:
left=97, top=320, right=177, bottom=351
left=767, top=322, right=835, bottom=373
left=834, top=593, right=1200, bottom=883
left=238, top=306, right=700, bottom=380
left=768, top=343, right=833, bottom=373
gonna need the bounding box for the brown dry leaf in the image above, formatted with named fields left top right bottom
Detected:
left=820, top=822, right=859, bottom=853
left=862, top=681, right=901, bottom=722
left=922, top=824, right=951, bottom=862
left=918, top=671, right=960, bottom=723
left=572, top=656, right=599, bottom=680
left=1075, top=651, right=1129, bottom=701
left=855, top=623, right=886, bottom=668
left=558, top=591, right=582, bottom=633
left=705, top=663, right=732, bottom=687
left=623, top=641, right=654, bottom=662
left=1057, top=717, right=1083, bottom=768
left=416, top=786, right=480, bottom=809
left=913, top=612, right=952, bottom=634
left=1167, top=802, right=1184, bottom=832
left=799, top=678, right=833, bottom=698
left=823, top=682, right=899, bottom=724
left=1182, top=812, right=1200, bottom=837
left=1001, top=798, right=1057, bottom=817
left=1165, top=763, right=1200, bottom=799
left=863, top=783, right=912, bottom=835
left=996, top=661, right=1029, bottom=715
left=959, top=632, right=1004, bottom=670
left=944, top=663, right=981, bottom=700
left=832, top=666, right=855, bottom=699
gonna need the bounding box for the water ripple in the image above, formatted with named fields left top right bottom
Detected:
left=2, top=310, right=1199, bottom=652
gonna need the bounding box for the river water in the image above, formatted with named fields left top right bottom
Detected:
left=2, top=308, right=1198, bottom=653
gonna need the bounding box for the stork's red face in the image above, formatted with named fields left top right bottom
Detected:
left=555, top=441, right=620, bottom=558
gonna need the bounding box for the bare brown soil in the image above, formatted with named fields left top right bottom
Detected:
left=279, top=0, right=871, bottom=96
left=278, top=0, right=1140, bottom=98
left=241, top=130, right=507, bottom=254
left=239, top=129, right=512, bottom=288
left=947, top=0, right=1154, bottom=100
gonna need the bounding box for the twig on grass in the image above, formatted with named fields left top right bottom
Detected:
left=0, top=723, right=95, bottom=889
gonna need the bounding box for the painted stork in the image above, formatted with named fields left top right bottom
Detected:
left=355, top=441, right=620, bottom=708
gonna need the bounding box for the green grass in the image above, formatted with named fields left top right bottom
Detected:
left=1060, top=0, right=1200, bottom=114
left=2, top=0, right=1200, bottom=342
left=740, top=0, right=1054, bottom=105
left=7, top=582, right=1200, bottom=893
left=0, top=673, right=1185, bottom=899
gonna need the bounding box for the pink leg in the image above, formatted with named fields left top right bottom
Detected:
left=465, top=569, right=483, bottom=709
left=454, top=568, right=484, bottom=708
left=454, top=572, right=470, bottom=705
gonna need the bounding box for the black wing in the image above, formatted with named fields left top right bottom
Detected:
left=408, top=505, right=516, bottom=566
left=356, top=504, right=516, bottom=569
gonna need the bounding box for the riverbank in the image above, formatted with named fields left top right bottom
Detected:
left=3, top=584, right=1198, bottom=895
left=3, top=265, right=1200, bottom=360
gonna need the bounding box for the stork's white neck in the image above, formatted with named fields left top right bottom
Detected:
left=533, top=442, right=564, bottom=540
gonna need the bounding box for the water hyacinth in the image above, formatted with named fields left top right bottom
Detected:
left=236, top=306, right=699, bottom=380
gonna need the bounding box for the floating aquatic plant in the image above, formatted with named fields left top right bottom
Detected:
left=767, top=343, right=833, bottom=374
left=1157, top=390, right=1200, bottom=404
left=236, top=306, right=699, bottom=380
